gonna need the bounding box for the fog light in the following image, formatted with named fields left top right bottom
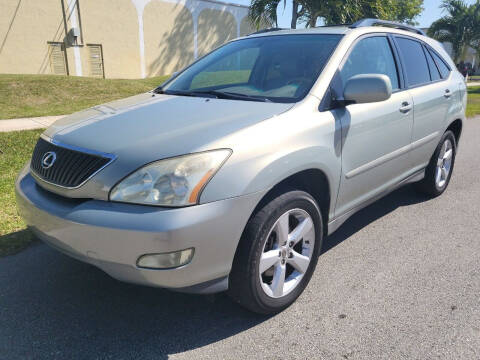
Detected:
left=137, top=248, right=194, bottom=269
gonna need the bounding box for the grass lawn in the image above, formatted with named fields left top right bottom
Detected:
left=466, top=86, right=480, bottom=117
left=2, top=73, right=480, bottom=120
left=0, top=74, right=170, bottom=119
left=0, top=129, right=42, bottom=256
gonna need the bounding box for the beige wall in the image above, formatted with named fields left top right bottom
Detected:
left=0, top=0, right=67, bottom=75
left=240, top=16, right=255, bottom=36
left=0, top=0, right=250, bottom=78
left=143, top=1, right=194, bottom=77
left=80, top=0, right=141, bottom=78
left=198, top=9, right=237, bottom=57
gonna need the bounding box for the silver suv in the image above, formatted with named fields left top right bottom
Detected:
left=16, top=19, right=466, bottom=314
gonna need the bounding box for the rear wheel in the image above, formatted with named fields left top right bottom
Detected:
left=416, top=130, right=456, bottom=197
left=228, top=190, right=323, bottom=314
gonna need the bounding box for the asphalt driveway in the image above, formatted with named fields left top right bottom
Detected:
left=1, top=119, right=479, bottom=359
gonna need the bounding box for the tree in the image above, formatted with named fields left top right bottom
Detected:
left=248, top=0, right=424, bottom=30
left=395, top=0, right=426, bottom=24
left=302, top=0, right=424, bottom=27
left=248, top=0, right=305, bottom=29
left=248, top=0, right=282, bottom=28
left=428, top=0, right=480, bottom=63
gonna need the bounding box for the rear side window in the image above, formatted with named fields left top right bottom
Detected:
left=429, top=49, right=451, bottom=79
left=424, top=46, right=441, bottom=81
left=396, top=37, right=430, bottom=87
left=340, top=36, right=399, bottom=90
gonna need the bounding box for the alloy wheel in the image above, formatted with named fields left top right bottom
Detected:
left=259, top=208, right=315, bottom=298
left=435, top=138, right=453, bottom=189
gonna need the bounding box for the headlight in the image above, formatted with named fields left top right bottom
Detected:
left=110, top=149, right=231, bottom=206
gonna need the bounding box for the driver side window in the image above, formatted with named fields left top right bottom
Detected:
left=340, top=36, right=400, bottom=90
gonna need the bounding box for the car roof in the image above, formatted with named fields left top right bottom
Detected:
left=236, top=23, right=454, bottom=69
left=245, top=25, right=427, bottom=39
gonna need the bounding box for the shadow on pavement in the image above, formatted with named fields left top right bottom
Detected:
left=0, top=229, right=37, bottom=257
left=0, top=184, right=428, bottom=359
left=0, top=243, right=270, bottom=359
left=325, top=184, right=429, bottom=252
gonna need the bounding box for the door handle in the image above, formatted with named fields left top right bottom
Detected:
left=399, top=102, right=412, bottom=113
left=444, top=89, right=452, bottom=98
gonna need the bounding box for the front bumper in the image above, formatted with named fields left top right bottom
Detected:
left=15, top=168, right=265, bottom=293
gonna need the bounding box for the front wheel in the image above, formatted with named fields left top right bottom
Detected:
left=228, top=190, right=323, bottom=314
left=416, top=130, right=456, bottom=197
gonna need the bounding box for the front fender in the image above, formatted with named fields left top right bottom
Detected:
left=200, top=103, right=341, bottom=218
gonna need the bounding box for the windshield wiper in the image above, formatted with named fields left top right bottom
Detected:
left=164, top=89, right=217, bottom=98
left=160, top=89, right=271, bottom=102
left=153, top=86, right=164, bottom=94
left=193, top=90, right=272, bottom=102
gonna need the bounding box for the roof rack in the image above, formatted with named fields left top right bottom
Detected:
left=350, top=18, right=426, bottom=36
left=315, top=23, right=351, bottom=28
left=247, top=28, right=285, bottom=36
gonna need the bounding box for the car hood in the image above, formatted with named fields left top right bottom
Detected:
left=44, top=93, right=293, bottom=163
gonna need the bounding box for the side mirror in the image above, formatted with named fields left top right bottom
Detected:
left=343, top=74, right=392, bottom=104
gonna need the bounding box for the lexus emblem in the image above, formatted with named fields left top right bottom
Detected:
left=41, top=151, right=57, bottom=169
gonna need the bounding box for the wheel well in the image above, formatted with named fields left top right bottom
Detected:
left=447, top=119, right=462, bottom=145
left=251, top=169, right=331, bottom=235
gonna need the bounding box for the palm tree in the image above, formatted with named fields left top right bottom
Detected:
left=248, top=0, right=281, bottom=28
left=428, top=0, right=480, bottom=63
left=248, top=0, right=304, bottom=29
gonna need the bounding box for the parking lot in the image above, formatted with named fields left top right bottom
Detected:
left=1, top=118, right=479, bottom=359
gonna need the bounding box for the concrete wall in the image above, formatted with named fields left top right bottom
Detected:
left=197, top=9, right=237, bottom=57
left=0, top=0, right=255, bottom=78
left=80, top=0, right=141, bottom=78
left=240, top=16, right=253, bottom=36
left=143, top=1, right=194, bottom=77
left=0, top=0, right=67, bottom=75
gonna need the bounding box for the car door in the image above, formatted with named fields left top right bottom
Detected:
left=394, top=36, right=454, bottom=169
left=331, top=35, right=414, bottom=218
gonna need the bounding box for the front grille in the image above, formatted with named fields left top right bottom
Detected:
left=31, top=137, right=112, bottom=188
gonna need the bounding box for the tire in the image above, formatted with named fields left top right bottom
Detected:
left=228, top=190, right=323, bottom=314
left=415, top=130, right=456, bottom=197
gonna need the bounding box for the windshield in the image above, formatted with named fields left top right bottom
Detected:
left=162, top=34, right=342, bottom=103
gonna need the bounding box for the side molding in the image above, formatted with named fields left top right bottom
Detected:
left=328, top=168, right=425, bottom=235
left=345, top=132, right=439, bottom=179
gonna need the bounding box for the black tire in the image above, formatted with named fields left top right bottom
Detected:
left=228, top=190, right=323, bottom=314
left=415, top=130, right=456, bottom=197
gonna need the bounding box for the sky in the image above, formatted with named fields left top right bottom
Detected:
left=230, top=0, right=477, bottom=29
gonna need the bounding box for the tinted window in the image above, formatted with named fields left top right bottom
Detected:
left=424, top=46, right=441, bottom=81
left=396, top=37, right=430, bottom=86
left=429, top=49, right=451, bottom=79
left=190, top=48, right=260, bottom=89
left=340, top=36, right=399, bottom=90
left=165, top=34, right=342, bottom=103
